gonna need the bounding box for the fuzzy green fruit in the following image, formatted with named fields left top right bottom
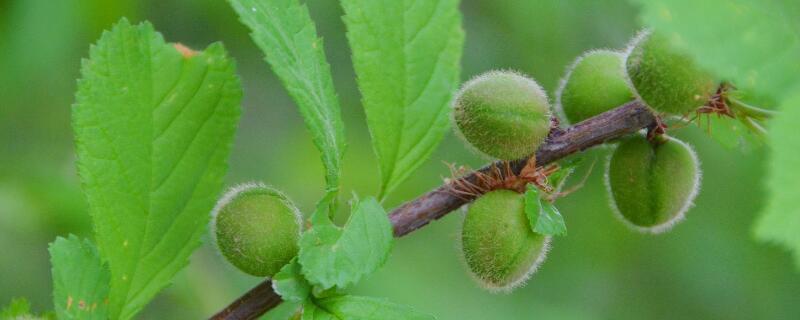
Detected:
left=605, top=134, right=701, bottom=233
left=212, top=183, right=302, bottom=277
left=461, top=189, right=551, bottom=291
left=453, top=71, right=552, bottom=160
left=625, top=31, right=717, bottom=115
left=556, top=50, right=635, bottom=124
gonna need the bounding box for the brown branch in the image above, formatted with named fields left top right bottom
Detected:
left=391, top=100, right=654, bottom=236
left=209, top=280, right=282, bottom=320
left=209, top=100, right=656, bottom=320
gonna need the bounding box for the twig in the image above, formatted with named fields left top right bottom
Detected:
left=209, top=280, right=282, bottom=320
left=209, top=100, right=656, bottom=320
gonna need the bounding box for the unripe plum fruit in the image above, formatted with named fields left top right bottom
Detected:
left=625, top=31, right=717, bottom=115
left=556, top=50, right=634, bottom=124
left=453, top=71, right=552, bottom=160
left=605, top=134, right=701, bottom=233
left=461, top=189, right=551, bottom=291
left=212, top=183, right=302, bottom=277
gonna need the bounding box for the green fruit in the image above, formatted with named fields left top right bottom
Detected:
left=212, top=183, right=302, bottom=277
left=625, top=31, right=717, bottom=115
left=461, top=189, right=551, bottom=291
left=453, top=70, right=552, bottom=160
left=605, top=134, right=701, bottom=233
left=556, top=50, right=635, bottom=124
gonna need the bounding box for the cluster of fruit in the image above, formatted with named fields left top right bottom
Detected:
left=452, top=30, right=707, bottom=291
left=207, top=30, right=714, bottom=293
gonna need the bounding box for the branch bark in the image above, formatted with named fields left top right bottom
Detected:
left=209, top=101, right=656, bottom=320
left=210, top=280, right=282, bottom=320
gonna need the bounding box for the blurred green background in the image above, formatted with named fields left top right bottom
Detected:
left=1, top=0, right=798, bottom=319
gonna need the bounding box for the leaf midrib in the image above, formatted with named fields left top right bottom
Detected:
left=382, top=0, right=455, bottom=195
left=124, top=51, right=228, bottom=315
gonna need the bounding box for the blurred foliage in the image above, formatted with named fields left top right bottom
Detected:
left=1, top=0, right=798, bottom=319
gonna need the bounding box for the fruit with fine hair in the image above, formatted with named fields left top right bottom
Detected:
left=605, top=134, right=701, bottom=233
left=212, top=183, right=302, bottom=277
left=461, top=189, right=551, bottom=291
left=556, top=50, right=634, bottom=124
left=453, top=70, right=552, bottom=160
left=625, top=31, right=717, bottom=115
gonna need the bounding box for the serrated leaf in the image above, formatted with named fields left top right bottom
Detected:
left=537, top=200, right=567, bottom=236
left=72, top=19, right=241, bottom=319
left=524, top=185, right=541, bottom=231
left=49, top=235, right=110, bottom=320
left=524, top=185, right=567, bottom=236
left=302, top=295, right=435, bottom=320
left=755, top=92, right=800, bottom=266
left=632, top=0, right=800, bottom=100
left=298, top=197, right=393, bottom=289
left=341, top=0, right=465, bottom=199
left=272, top=258, right=311, bottom=302
left=228, top=0, right=346, bottom=214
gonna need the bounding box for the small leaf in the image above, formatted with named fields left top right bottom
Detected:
left=302, top=295, right=435, bottom=320
left=272, top=258, right=311, bottom=302
left=537, top=201, right=567, bottom=236
left=228, top=0, right=346, bottom=215
left=524, top=185, right=541, bottom=230
left=755, top=91, right=800, bottom=267
left=341, top=0, right=465, bottom=199
left=298, top=197, right=393, bottom=289
left=49, top=235, right=110, bottom=320
left=524, top=185, right=567, bottom=236
left=73, top=19, right=241, bottom=319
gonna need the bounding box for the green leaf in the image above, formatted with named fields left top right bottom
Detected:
left=272, top=258, right=311, bottom=302
left=537, top=200, right=567, bottom=236
left=49, top=235, right=110, bottom=320
left=755, top=92, right=800, bottom=266
left=72, top=19, right=241, bottom=319
left=302, top=295, right=435, bottom=320
left=524, top=185, right=541, bottom=230
left=632, top=0, right=800, bottom=100
left=1, top=298, right=55, bottom=320
left=341, top=0, right=465, bottom=199
left=298, top=197, right=393, bottom=289
left=524, top=185, right=567, bottom=236
left=228, top=0, right=346, bottom=212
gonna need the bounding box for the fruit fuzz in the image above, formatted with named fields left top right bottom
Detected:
left=453, top=70, right=552, bottom=160
left=461, top=189, right=551, bottom=291
left=605, top=134, right=701, bottom=233
left=625, top=30, right=717, bottom=115
left=556, top=50, right=634, bottom=124
left=212, top=183, right=302, bottom=277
